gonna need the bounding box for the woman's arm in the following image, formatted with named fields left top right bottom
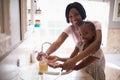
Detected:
left=37, top=32, right=68, bottom=61
left=46, top=32, right=68, bottom=55
left=74, top=56, right=99, bottom=70
left=70, top=46, right=79, bottom=58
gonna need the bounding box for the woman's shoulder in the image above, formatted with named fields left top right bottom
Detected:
left=64, top=25, right=72, bottom=29
left=86, top=20, right=101, bottom=30
left=86, top=20, right=101, bottom=25
left=63, top=25, right=73, bottom=33
left=92, top=21, right=101, bottom=27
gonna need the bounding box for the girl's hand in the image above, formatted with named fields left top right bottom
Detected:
left=47, top=55, right=59, bottom=63
left=62, top=58, right=76, bottom=72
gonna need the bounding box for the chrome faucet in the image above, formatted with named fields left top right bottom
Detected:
left=41, top=42, right=52, bottom=53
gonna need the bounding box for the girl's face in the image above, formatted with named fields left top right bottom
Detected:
left=79, top=25, right=95, bottom=44
left=68, top=8, right=82, bottom=27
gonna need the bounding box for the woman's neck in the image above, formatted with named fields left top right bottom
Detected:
left=72, top=25, right=80, bottom=34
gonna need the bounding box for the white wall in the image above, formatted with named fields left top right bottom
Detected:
left=10, top=0, right=21, bottom=47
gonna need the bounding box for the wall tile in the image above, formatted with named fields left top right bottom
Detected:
left=103, top=29, right=120, bottom=54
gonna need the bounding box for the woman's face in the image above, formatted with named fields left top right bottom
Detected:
left=68, top=8, right=82, bottom=27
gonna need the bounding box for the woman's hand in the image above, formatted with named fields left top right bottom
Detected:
left=47, top=55, right=59, bottom=63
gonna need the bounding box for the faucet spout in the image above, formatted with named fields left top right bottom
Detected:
left=41, top=42, right=51, bottom=53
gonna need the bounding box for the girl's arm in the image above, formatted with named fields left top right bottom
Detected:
left=70, top=46, right=79, bottom=58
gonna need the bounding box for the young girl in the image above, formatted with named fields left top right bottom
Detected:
left=48, top=21, right=105, bottom=80
left=73, top=21, right=105, bottom=80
